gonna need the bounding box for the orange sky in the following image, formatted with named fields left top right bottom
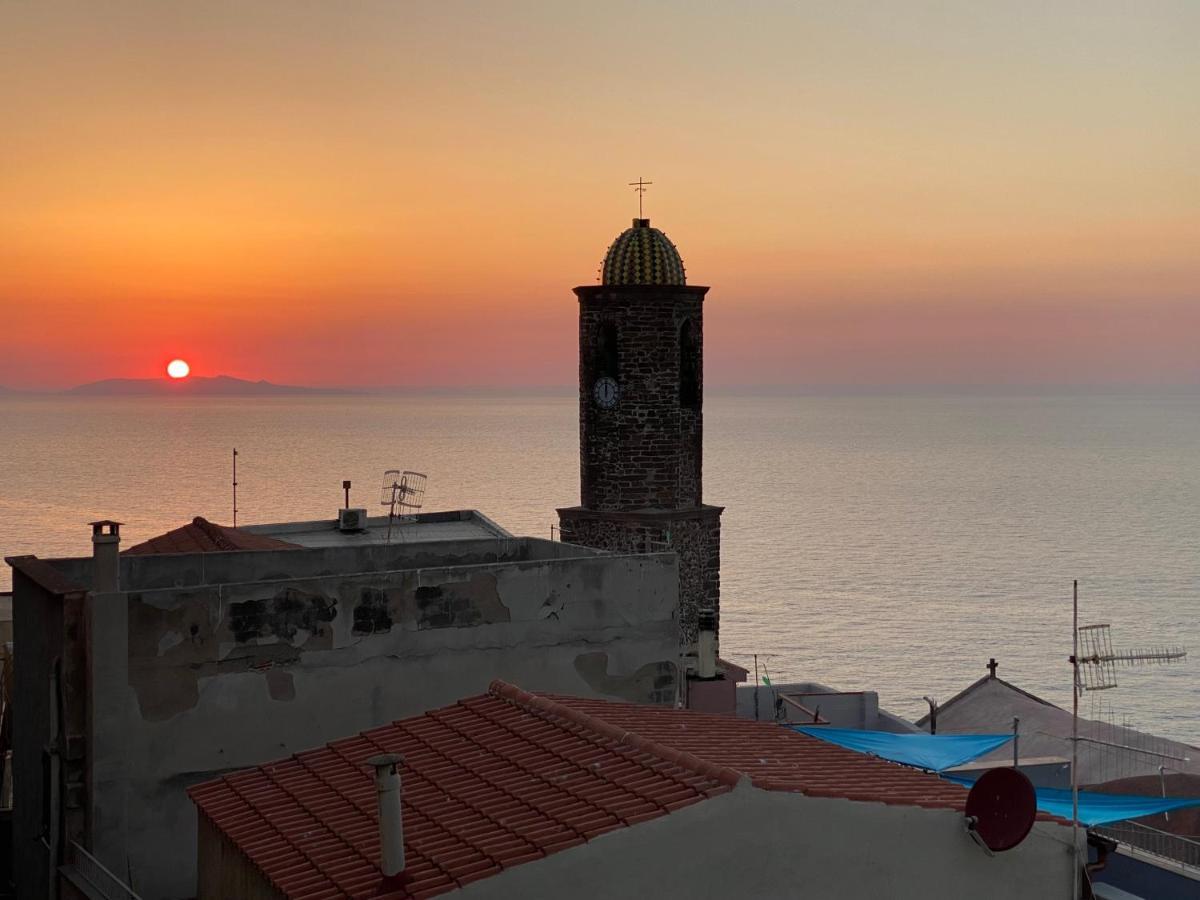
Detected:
left=2, top=1, right=1197, bottom=389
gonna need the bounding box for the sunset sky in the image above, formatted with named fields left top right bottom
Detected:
left=2, top=1, right=1197, bottom=389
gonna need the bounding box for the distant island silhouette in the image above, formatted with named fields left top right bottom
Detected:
left=64, top=375, right=355, bottom=396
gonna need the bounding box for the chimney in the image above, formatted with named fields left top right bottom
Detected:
left=696, top=608, right=717, bottom=679
left=367, top=753, right=405, bottom=877
left=90, top=520, right=122, bottom=592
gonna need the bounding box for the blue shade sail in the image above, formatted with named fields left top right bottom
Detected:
left=942, top=774, right=1200, bottom=827
left=793, top=726, right=1013, bottom=773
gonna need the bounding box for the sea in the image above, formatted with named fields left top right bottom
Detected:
left=1, top=390, right=1197, bottom=743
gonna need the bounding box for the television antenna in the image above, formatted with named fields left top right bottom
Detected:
left=1075, top=623, right=1185, bottom=691
left=380, top=470, right=427, bottom=543
left=1067, top=580, right=1187, bottom=898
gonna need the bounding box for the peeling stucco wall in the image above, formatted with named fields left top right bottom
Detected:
left=88, top=548, right=680, bottom=899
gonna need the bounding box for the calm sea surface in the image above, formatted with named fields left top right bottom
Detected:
left=1, top=391, right=1197, bottom=742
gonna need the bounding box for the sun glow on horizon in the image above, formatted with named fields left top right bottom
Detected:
left=166, top=359, right=190, bottom=379
left=1, top=3, right=1197, bottom=390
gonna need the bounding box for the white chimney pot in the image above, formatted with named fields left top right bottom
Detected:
left=367, top=753, right=405, bottom=877
left=90, top=520, right=122, bottom=593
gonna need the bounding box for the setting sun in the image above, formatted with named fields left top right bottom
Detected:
left=166, top=359, right=190, bottom=379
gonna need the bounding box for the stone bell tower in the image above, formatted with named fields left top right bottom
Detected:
left=557, top=217, right=722, bottom=654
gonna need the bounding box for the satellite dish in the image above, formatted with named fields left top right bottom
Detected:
left=964, top=767, right=1037, bottom=853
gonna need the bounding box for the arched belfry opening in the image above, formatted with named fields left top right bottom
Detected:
left=679, top=318, right=699, bottom=409
left=596, top=320, right=619, bottom=378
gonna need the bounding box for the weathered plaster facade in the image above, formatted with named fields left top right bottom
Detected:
left=558, top=506, right=720, bottom=648
left=12, top=533, right=681, bottom=899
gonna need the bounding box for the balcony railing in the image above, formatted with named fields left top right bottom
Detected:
left=64, top=841, right=143, bottom=900
left=1095, top=821, right=1200, bottom=870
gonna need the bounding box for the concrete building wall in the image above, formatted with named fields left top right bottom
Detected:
left=736, top=683, right=922, bottom=733
left=11, top=570, right=60, bottom=900
left=459, top=782, right=1077, bottom=900
left=1093, top=844, right=1200, bottom=900
left=196, top=815, right=282, bottom=900
left=558, top=506, right=720, bottom=648
left=86, top=549, right=679, bottom=899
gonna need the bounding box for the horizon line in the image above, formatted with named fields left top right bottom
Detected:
left=3, top=378, right=1199, bottom=396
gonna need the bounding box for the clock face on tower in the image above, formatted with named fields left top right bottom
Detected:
left=593, top=375, right=619, bottom=409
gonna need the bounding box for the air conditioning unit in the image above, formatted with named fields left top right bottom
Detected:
left=338, top=507, right=369, bottom=532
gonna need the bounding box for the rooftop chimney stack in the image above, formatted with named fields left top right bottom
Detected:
left=696, top=608, right=717, bottom=679
left=90, top=520, right=122, bottom=593
left=367, top=753, right=405, bottom=878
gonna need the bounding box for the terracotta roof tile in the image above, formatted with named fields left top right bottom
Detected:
left=123, top=517, right=301, bottom=555
left=191, top=680, right=981, bottom=899
left=540, top=691, right=979, bottom=808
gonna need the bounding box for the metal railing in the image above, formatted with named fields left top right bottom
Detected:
left=67, top=841, right=143, bottom=900
left=1096, top=821, right=1200, bottom=870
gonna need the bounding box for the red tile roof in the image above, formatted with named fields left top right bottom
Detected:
left=545, top=692, right=973, bottom=805
left=189, top=681, right=976, bottom=899
left=716, top=657, right=749, bottom=681
left=123, top=517, right=300, bottom=556
left=3, top=555, right=88, bottom=597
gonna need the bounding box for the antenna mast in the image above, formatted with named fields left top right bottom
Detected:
left=1071, top=580, right=1079, bottom=900
left=232, top=448, right=239, bottom=527
left=1067, top=580, right=1187, bottom=897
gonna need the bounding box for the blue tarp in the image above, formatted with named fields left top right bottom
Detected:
left=942, top=774, right=1200, bottom=827
left=793, top=726, right=1013, bottom=773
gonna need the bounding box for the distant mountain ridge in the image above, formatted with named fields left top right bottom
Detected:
left=65, top=375, right=354, bottom=396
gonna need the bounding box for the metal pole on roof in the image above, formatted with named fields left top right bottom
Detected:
left=1159, top=765, right=1169, bottom=823
left=1071, top=579, right=1080, bottom=900
left=753, top=655, right=760, bottom=721
left=232, top=449, right=239, bottom=528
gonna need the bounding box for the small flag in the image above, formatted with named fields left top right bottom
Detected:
left=762, top=674, right=772, bottom=687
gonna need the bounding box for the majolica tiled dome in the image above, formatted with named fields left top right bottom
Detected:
left=601, top=218, right=686, bottom=286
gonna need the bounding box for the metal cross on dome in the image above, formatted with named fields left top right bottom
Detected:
left=628, top=177, right=653, bottom=218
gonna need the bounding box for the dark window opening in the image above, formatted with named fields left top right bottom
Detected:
left=680, top=318, right=700, bottom=408
left=595, top=320, right=619, bottom=378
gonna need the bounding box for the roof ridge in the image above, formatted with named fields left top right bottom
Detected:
left=487, top=680, right=742, bottom=788
left=916, top=674, right=1059, bottom=726
left=192, top=515, right=238, bottom=551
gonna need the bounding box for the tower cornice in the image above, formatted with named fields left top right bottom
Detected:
left=573, top=284, right=710, bottom=301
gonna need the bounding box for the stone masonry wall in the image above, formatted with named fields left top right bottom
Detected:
left=576, top=285, right=707, bottom=512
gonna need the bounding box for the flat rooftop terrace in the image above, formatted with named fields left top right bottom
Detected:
left=241, top=509, right=511, bottom=548
left=13, top=511, right=603, bottom=596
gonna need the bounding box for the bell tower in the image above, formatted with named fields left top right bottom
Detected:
left=557, top=216, right=723, bottom=654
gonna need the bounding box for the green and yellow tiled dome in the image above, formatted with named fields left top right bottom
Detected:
left=601, top=218, right=686, bottom=286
